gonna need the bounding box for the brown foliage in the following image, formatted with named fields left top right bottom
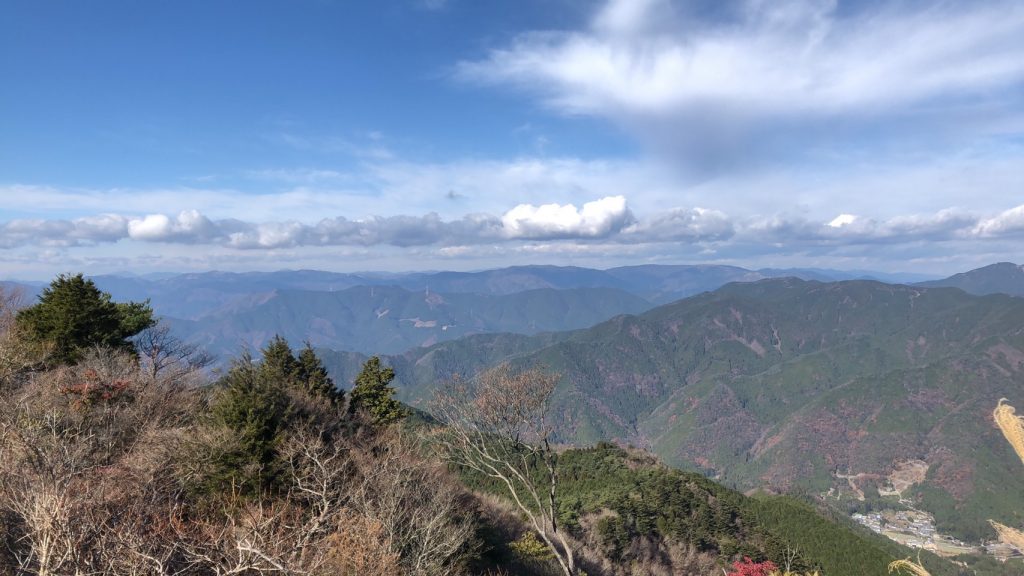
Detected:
left=432, top=363, right=579, bottom=575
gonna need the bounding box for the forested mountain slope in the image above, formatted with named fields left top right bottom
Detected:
left=324, top=278, right=1024, bottom=542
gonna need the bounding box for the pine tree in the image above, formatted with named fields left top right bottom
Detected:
left=348, top=356, right=406, bottom=425
left=296, top=341, right=342, bottom=403
left=209, top=352, right=291, bottom=494
left=15, top=273, right=154, bottom=365
left=259, top=335, right=299, bottom=382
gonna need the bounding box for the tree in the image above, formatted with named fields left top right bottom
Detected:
left=15, top=273, right=154, bottom=365
left=260, top=335, right=299, bottom=382
left=134, top=321, right=213, bottom=380
left=209, top=353, right=292, bottom=494
left=431, top=363, right=578, bottom=575
left=349, top=356, right=405, bottom=425
left=0, top=285, right=44, bottom=386
left=297, top=341, right=342, bottom=403
left=257, top=335, right=340, bottom=403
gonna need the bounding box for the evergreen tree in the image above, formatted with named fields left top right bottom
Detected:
left=296, top=341, right=342, bottom=402
left=259, top=335, right=299, bottom=382
left=209, top=352, right=291, bottom=494
left=348, top=356, right=406, bottom=425
left=15, top=273, right=154, bottom=365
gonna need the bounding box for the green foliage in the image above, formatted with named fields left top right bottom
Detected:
left=258, top=335, right=342, bottom=403
left=15, top=273, right=154, bottom=364
left=259, top=335, right=299, bottom=382
left=742, top=494, right=954, bottom=576
left=207, top=352, right=291, bottom=494
left=204, top=337, right=342, bottom=494
left=457, top=444, right=986, bottom=576
left=509, top=531, right=555, bottom=561
left=296, top=341, right=341, bottom=402
left=349, top=356, right=406, bottom=425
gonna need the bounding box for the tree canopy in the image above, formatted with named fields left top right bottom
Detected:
left=349, top=356, right=405, bottom=425
left=15, top=273, right=154, bottom=365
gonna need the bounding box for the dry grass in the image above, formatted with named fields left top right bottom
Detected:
left=988, top=520, right=1024, bottom=553
left=993, top=399, right=1024, bottom=465
left=887, top=558, right=931, bottom=576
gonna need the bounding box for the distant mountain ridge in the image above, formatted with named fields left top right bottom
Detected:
left=321, top=277, right=1024, bottom=543
left=917, top=261, right=1024, bottom=296
left=172, top=285, right=651, bottom=355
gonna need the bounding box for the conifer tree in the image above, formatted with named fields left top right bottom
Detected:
left=296, top=341, right=342, bottom=402
left=348, top=356, right=405, bottom=425
left=15, top=273, right=154, bottom=365
left=259, top=335, right=299, bottom=382
left=209, top=352, right=291, bottom=493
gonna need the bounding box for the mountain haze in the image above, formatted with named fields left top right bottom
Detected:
left=173, top=285, right=651, bottom=355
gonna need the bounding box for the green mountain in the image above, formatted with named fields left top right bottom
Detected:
left=323, top=278, right=1024, bottom=543
left=175, top=285, right=651, bottom=355
left=918, top=262, right=1024, bottom=297
left=470, top=443, right=984, bottom=576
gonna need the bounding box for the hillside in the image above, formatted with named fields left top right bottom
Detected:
left=323, top=278, right=1024, bottom=543
left=468, top=443, right=981, bottom=576
left=918, top=262, right=1024, bottom=297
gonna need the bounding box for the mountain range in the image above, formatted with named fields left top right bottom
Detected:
left=319, top=276, right=1024, bottom=543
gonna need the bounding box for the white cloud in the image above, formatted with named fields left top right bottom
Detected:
left=621, top=207, right=734, bottom=242
left=827, top=214, right=856, bottom=228
left=463, top=0, right=1024, bottom=115
left=458, top=0, right=1024, bottom=167
left=501, top=196, right=634, bottom=239
left=127, top=210, right=218, bottom=242
left=974, top=205, right=1024, bottom=237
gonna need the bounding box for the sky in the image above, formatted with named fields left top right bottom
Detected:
left=1, top=0, right=1023, bottom=279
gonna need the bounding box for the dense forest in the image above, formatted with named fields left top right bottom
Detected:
left=0, top=275, right=1018, bottom=575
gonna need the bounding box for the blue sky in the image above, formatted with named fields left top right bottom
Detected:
left=2, top=0, right=1023, bottom=279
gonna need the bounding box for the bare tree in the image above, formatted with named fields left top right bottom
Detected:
left=134, top=322, right=213, bottom=381
left=431, top=363, right=578, bottom=576
left=0, top=285, right=45, bottom=386
left=0, top=348, right=202, bottom=576
left=346, top=429, right=479, bottom=576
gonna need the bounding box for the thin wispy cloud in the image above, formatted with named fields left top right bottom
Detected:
left=459, top=0, right=1024, bottom=167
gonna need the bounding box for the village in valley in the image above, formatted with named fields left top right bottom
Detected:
left=851, top=510, right=1020, bottom=561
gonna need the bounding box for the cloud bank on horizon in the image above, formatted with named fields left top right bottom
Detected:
left=1, top=0, right=1022, bottom=277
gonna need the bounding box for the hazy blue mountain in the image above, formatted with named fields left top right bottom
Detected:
left=173, top=285, right=651, bottom=356
left=0, top=264, right=925, bottom=321
left=0, top=281, right=42, bottom=304
left=917, top=261, right=1024, bottom=296
left=757, top=268, right=940, bottom=284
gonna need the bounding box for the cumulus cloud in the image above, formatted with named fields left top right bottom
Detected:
left=458, top=0, right=1024, bottom=167
left=6, top=200, right=1024, bottom=259
left=501, top=196, right=634, bottom=239
left=0, top=197, right=636, bottom=250
left=127, top=210, right=219, bottom=242
left=974, top=205, right=1024, bottom=237
left=621, top=207, right=734, bottom=242
left=745, top=208, right=983, bottom=246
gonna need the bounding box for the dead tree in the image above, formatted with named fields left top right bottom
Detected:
left=134, top=322, right=213, bottom=381
left=431, top=363, right=577, bottom=576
